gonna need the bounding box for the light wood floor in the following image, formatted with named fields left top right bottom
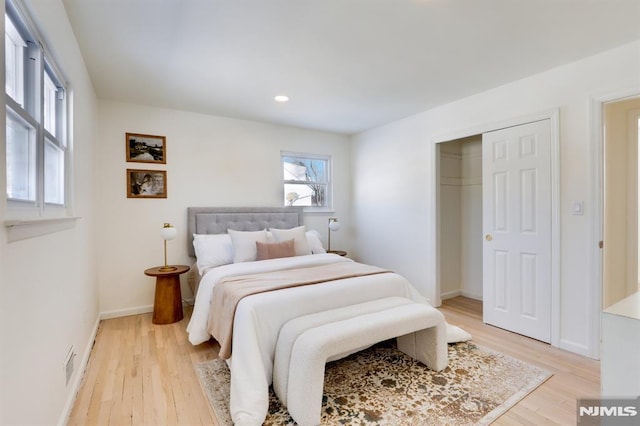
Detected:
left=441, top=297, right=600, bottom=425
left=68, top=297, right=599, bottom=425
left=68, top=310, right=220, bottom=426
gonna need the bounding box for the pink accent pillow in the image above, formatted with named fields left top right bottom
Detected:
left=256, top=239, right=296, bottom=261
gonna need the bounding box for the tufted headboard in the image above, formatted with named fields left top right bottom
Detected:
left=186, top=206, right=304, bottom=257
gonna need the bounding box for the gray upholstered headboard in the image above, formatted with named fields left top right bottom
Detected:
left=187, top=207, right=304, bottom=257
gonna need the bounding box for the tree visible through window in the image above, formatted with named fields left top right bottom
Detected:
left=282, top=153, right=330, bottom=208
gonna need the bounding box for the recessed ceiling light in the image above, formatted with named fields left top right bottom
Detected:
left=274, top=95, right=289, bottom=103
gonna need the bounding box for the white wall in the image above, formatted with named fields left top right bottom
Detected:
left=96, top=101, right=351, bottom=316
left=352, top=40, right=640, bottom=357
left=0, top=1, right=99, bottom=425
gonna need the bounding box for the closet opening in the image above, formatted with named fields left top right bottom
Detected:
left=437, top=135, right=483, bottom=302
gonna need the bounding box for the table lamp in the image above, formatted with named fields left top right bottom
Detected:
left=327, top=217, right=341, bottom=252
left=159, top=223, right=178, bottom=272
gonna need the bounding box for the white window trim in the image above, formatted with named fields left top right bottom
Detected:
left=4, top=216, right=80, bottom=242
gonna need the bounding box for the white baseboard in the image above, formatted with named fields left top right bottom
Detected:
left=461, top=291, right=483, bottom=301
left=441, top=290, right=462, bottom=300
left=100, top=299, right=194, bottom=320
left=441, top=290, right=484, bottom=301
left=57, top=315, right=100, bottom=426
left=559, top=338, right=592, bottom=358
left=100, top=304, right=154, bottom=320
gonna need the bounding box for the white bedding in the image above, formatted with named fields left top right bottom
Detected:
left=186, top=253, right=429, bottom=426
left=187, top=253, right=358, bottom=345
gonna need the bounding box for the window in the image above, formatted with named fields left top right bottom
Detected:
left=5, top=12, right=25, bottom=106
left=5, top=0, right=68, bottom=216
left=282, top=152, right=331, bottom=209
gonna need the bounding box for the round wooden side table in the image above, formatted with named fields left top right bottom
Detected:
left=144, top=265, right=190, bottom=324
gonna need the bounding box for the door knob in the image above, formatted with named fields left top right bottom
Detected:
left=485, top=234, right=493, bottom=241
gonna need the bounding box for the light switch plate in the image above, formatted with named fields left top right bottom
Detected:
left=572, top=201, right=584, bottom=215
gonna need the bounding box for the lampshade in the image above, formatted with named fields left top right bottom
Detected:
left=160, top=223, right=177, bottom=240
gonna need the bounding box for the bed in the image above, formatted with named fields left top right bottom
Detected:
left=185, top=207, right=442, bottom=426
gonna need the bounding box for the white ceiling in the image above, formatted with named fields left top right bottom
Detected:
left=62, top=0, right=640, bottom=135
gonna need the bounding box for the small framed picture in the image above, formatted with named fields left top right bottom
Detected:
left=127, top=169, right=167, bottom=198
left=126, top=133, right=166, bottom=164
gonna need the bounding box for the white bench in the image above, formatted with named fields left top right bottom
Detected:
left=273, top=296, right=448, bottom=426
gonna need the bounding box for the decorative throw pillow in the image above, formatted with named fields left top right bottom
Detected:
left=192, top=233, right=234, bottom=274
left=256, top=239, right=296, bottom=261
left=228, top=229, right=268, bottom=263
left=306, top=230, right=326, bottom=254
left=270, top=225, right=311, bottom=256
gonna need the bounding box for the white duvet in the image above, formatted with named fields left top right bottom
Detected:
left=186, top=253, right=428, bottom=426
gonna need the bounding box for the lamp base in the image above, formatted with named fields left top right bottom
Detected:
left=158, top=265, right=178, bottom=272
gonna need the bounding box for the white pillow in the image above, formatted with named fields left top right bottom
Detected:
left=306, top=230, right=326, bottom=254
left=192, top=234, right=234, bottom=275
left=228, top=229, right=269, bottom=263
left=270, top=225, right=311, bottom=256
left=446, top=324, right=472, bottom=343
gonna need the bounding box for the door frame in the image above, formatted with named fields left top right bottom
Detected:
left=589, top=88, right=640, bottom=359
left=431, top=108, right=560, bottom=348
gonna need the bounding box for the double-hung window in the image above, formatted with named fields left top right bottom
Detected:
left=5, top=0, right=68, bottom=217
left=282, top=152, right=332, bottom=210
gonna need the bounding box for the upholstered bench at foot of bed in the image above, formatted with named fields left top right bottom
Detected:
left=272, top=296, right=448, bottom=426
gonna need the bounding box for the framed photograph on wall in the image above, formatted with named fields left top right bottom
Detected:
left=126, top=132, right=166, bottom=164
left=127, top=169, right=167, bottom=198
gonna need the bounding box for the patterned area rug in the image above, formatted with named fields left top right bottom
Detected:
left=195, top=340, right=552, bottom=425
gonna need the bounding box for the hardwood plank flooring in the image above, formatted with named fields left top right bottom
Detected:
left=68, top=309, right=219, bottom=426
left=441, top=297, right=600, bottom=425
left=68, top=297, right=599, bottom=425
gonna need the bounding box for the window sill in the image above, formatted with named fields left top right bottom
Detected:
left=4, top=216, right=80, bottom=242
left=301, top=208, right=336, bottom=215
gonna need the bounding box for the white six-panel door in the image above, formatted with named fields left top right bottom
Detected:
left=482, top=120, right=552, bottom=343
